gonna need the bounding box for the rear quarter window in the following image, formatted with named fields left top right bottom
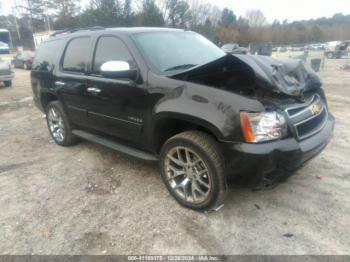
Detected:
left=32, top=39, right=63, bottom=71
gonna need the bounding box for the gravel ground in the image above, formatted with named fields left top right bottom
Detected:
left=0, top=59, right=349, bottom=255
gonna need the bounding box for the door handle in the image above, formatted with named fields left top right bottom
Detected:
left=55, top=81, right=66, bottom=87
left=87, top=87, right=101, bottom=94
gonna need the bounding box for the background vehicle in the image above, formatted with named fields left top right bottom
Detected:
left=31, top=28, right=334, bottom=211
left=248, top=42, right=273, bottom=56
left=0, top=60, right=13, bottom=87
left=0, top=29, right=11, bottom=47
left=277, top=47, right=287, bottom=52
left=33, top=31, right=54, bottom=48
left=325, top=40, right=350, bottom=59
left=221, top=43, right=248, bottom=54
left=0, top=41, right=10, bottom=54
left=12, top=51, right=35, bottom=70
left=308, top=43, right=326, bottom=51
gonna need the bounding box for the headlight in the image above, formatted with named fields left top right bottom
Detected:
left=240, top=111, right=288, bottom=143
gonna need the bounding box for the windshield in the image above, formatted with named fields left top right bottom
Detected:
left=0, top=41, right=8, bottom=47
left=133, top=31, right=225, bottom=73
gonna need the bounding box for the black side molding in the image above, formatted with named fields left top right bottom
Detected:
left=72, top=130, right=158, bottom=161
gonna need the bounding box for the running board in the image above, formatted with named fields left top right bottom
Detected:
left=72, top=130, right=158, bottom=161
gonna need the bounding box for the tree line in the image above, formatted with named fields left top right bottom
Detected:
left=1, top=0, right=350, bottom=48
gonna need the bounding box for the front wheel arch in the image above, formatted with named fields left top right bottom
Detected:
left=152, top=113, right=225, bottom=152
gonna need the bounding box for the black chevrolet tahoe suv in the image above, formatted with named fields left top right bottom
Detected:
left=31, top=27, right=334, bottom=211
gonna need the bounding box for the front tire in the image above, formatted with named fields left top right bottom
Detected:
left=46, top=101, right=78, bottom=146
left=160, top=131, right=227, bottom=211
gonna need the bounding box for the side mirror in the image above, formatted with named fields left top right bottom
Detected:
left=100, top=61, right=137, bottom=79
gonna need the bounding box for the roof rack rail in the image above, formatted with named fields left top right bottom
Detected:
left=50, top=26, right=105, bottom=37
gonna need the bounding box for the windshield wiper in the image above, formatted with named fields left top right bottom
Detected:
left=164, top=64, right=198, bottom=72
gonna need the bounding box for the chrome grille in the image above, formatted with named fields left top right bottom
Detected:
left=285, top=94, right=328, bottom=140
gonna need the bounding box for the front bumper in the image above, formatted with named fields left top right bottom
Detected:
left=224, top=113, right=335, bottom=176
left=0, top=74, right=14, bottom=81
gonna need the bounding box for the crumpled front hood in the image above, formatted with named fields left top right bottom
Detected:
left=234, top=54, right=321, bottom=96
left=171, top=54, right=321, bottom=96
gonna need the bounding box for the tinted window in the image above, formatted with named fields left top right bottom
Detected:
left=63, top=37, right=91, bottom=73
left=93, top=36, right=135, bottom=74
left=32, top=39, right=63, bottom=71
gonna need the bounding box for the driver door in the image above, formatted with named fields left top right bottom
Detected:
left=85, top=35, right=148, bottom=142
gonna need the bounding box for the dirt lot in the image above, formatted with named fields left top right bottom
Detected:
left=0, top=59, right=349, bottom=255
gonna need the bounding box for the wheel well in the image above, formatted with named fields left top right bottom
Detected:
left=154, top=118, right=219, bottom=153
left=41, top=93, right=58, bottom=111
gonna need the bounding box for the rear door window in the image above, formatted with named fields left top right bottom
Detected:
left=92, top=36, right=135, bottom=75
left=62, top=37, right=91, bottom=73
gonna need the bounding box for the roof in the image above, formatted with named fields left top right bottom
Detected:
left=50, top=27, right=184, bottom=39
left=107, top=27, right=184, bottom=33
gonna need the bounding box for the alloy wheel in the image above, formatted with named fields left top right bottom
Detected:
left=164, top=146, right=212, bottom=204
left=47, top=107, right=65, bottom=142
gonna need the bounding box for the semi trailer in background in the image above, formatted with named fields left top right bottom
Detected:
left=0, top=29, right=11, bottom=54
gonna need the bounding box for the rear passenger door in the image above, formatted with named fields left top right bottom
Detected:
left=56, top=36, right=92, bottom=127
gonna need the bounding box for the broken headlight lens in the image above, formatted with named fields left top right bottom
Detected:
left=240, top=111, right=288, bottom=143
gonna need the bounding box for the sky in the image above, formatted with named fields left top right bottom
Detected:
left=213, top=0, right=350, bottom=22
left=1, top=0, right=350, bottom=22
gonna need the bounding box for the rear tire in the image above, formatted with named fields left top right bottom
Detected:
left=4, top=81, right=11, bottom=87
left=160, top=131, right=227, bottom=211
left=46, top=101, right=78, bottom=146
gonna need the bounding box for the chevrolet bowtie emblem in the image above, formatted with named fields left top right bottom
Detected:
left=311, top=102, right=323, bottom=115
